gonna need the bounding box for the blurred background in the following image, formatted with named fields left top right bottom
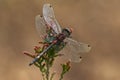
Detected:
left=0, top=0, right=120, bottom=80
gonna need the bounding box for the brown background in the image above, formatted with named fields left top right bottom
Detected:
left=0, top=0, right=120, bottom=80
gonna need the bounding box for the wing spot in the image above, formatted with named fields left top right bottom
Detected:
left=88, top=44, right=90, bottom=47
left=49, top=5, right=52, bottom=8
left=40, top=15, right=43, bottom=17
left=80, top=56, right=82, bottom=59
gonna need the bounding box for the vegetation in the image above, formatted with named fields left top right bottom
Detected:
left=23, top=42, right=71, bottom=80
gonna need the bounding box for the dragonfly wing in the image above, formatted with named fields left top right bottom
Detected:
left=43, top=4, right=62, bottom=34
left=62, top=38, right=91, bottom=62
left=35, top=15, right=47, bottom=39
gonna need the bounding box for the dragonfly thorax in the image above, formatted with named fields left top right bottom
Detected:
left=55, top=28, right=72, bottom=43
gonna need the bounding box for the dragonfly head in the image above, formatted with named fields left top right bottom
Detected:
left=62, top=28, right=73, bottom=37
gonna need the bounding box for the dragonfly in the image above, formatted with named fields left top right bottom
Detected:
left=29, top=4, right=91, bottom=66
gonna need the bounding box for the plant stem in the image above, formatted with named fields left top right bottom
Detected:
left=59, top=72, right=64, bottom=80
left=46, top=59, right=50, bottom=80
left=42, top=73, right=45, bottom=80
left=50, top=72, right=56, bottom=80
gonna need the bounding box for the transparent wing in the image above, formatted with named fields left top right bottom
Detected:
left=35, top=15, right=47, bottom=39
left=62, top=38, right=91, bottom=63
left=43, top=4, right=62, bottom=34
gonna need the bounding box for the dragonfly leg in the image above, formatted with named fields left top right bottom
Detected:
left=39, top=41, right=46, bottom=44
left=42, top=43, right=49, bottom=50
